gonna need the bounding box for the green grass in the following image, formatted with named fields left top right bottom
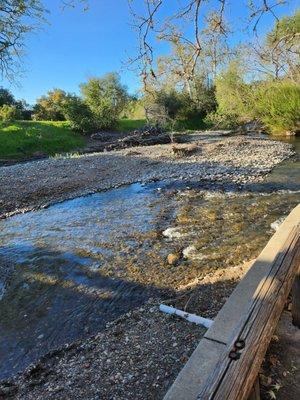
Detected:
left=117, top=119, right=146, bottom=132
left=0, top=121, right=85, bottom=160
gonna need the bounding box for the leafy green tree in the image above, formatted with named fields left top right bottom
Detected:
left=0, top=88, right=15, bottom=106
left=33, top=89, right=70, bottom=120
left=61, top=95, right=98, bottom=133
left=251, top=80, right=300, bottom=134
left=0, top=104, right=22, bottom=121
left=251, top=10, right=300, bottom=82
left=80, top=73, right=128, bottom=130
left=0, top=0, right=45, bottom=79
left=214, top=61, right=250, bottom=121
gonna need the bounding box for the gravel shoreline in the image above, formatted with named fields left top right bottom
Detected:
left=0, top=135, right=294, bottom=219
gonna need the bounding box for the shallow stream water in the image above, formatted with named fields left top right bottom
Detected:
left=0, top=136, right=299, bottom=380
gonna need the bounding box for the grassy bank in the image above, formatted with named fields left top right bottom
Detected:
left=0, top=118, right=211, bottom=162
left=0, top=121, right=85, bottom=160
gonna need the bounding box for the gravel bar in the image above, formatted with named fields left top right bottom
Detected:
left=0, top=135, right=294, bottom=219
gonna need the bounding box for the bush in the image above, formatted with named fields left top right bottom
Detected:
left=0, top=105, right=21, bottom=122
left=33, top=89, right=69, bottom=121
left=251, top=80, right=300, bottom=134
left=80, top=73, right=128, bottom=130
left=62, top=96, right=98, bottom=134
left=204, top=111, right=239, bottom=129
left=214, top=61, right=251, bottom=123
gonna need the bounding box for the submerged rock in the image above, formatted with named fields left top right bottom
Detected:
left=162, top=227, right=185, bottom=239
left=167, top=253, right=181, bottom=265
left=182, top=245, right=206, bottom=260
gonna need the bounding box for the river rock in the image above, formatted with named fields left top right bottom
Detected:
left=182, top=245, right=207, bottom=260
left=167, top=253, right=180, bottom=265
left=162, top=227, right=184, bottom=239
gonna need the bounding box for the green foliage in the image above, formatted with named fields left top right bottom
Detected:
left=170, top=116, right=210, bottom=131
left=117, top=119, right=146, bottom=132
left=147, top=83, right=216, bottom=127
left=267, top=10, right=300, bottom=46
left=204, top=111, right=239, bottom=129
left=251, top=80, right=300, bottom=134
left=80, top=73, right=128, bottom=130
left=61, top=95, right=98, bottom=134
left=33, top=89, right=69, bottom=121
left=0, top=121, right=84, bottom=159
left=214, top=61, right=250, bottom=121
left=121, top=98, right=146, bottom=120
left=0, top=105, right=22, bottom=122
left=213, top=59, right=300, bottom=133
left=0, top=88, right=15, bottom=106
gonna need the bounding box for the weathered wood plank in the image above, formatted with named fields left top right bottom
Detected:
left=163, top=339, right=226, bottom=400
left=197, top=227, right=300, bottom=400
left=292, top=270, right=300, bottom=328
left=248, top=377, right=260, bottom=400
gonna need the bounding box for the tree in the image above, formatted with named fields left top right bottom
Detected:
left=249, top=10, right=300, bottom=82
left=0, top=104, right=22, bottom=121
left=33, top=89, right=70, bottom=120
left=128, top=0, right=289, bottom=91
left=0, top=87, right=15, bottom=106
left=61, top=95, right=98, bottom=133
left=80, top=73, right=129, bottom=129
left=215, top=61, right=250, bottom=118
left=0, top=0, right=45, bottom=79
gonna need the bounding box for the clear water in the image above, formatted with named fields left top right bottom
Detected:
left=0, top=137, right=299, bottom=380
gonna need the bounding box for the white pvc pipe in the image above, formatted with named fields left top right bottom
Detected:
left=159, top=304, right=213, bottom=329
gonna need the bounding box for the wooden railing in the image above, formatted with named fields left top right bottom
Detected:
left=164, top=204, right=300, bottom=400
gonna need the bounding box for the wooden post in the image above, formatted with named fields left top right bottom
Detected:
left=292, top=272, right=300, bottom=328
left=248, top=376, right=261, bottom=400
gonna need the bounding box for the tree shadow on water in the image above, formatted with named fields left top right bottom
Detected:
left=0, top=244, right=175, bottom=380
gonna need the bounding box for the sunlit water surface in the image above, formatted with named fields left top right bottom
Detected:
left=0, top=136, right=299, bottom=379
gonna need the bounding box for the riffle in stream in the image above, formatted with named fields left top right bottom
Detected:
left=0, top=137, right=299, bottom=380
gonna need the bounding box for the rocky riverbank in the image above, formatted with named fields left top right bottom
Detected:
left=0, top=134, right=294, bottom=219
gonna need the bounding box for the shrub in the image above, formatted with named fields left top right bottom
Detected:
left=204, top=111, right=239, bottom=129
left=80, top=73, right=128, bottom=130
left=0, top=105, right=21, bottom=122
left=33, top=89, right=69, bottom=121
left=62, top=96, right=98, bottom=134
left=250, top=80, right=300, bottom=134
left=214, top=61, right=251, bottom=122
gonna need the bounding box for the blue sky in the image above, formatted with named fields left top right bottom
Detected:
left=1, top=0, right=296, bottom=105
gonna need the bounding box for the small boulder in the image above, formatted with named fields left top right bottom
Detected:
left=162, top=227, right=184, bottom=239
left=167, top=253, right=180, bottom=265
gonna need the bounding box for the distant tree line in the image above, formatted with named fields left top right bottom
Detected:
left=0, top=73, right=139, bottom=133
left=0, top=2, right=299, bottom=135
